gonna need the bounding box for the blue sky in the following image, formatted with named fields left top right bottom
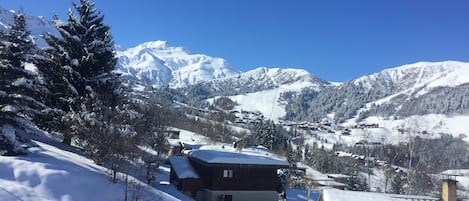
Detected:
left=1, top=0, right=469, bottom=82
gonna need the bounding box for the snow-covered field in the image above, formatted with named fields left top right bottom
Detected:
left=298, top=113, right=469, bottom=151
left=0, top=141, right=179, bottom=201
left=227, top=81, right=315, bottom=121
left=359, top=114, right=469, bottom=143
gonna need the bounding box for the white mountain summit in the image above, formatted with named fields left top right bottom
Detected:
left=0, top=7, right=58, bottom=47
left=115, top=41, right=240, bottom=88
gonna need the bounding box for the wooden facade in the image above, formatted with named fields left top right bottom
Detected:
left=169, top=150, right=289, bottom=201
left=169, top=166, right=204, bottom=192
left=189, top=160, right=280, bottom=191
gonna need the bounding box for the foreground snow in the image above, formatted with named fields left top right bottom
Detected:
left=0, top=141, right=178, bottom=201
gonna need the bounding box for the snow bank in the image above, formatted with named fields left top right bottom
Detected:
left=0, top=141, right=179, bottom=201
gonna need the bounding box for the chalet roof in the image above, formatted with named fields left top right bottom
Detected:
left=314, top=179, right=347, bottom=187
left=327, top=174, right=351, bottom=179
left=169, top=156, right=200, bottom=179
left=167, top=139, right=182, bottom=147
left=188, top=149, right=289, bottom=168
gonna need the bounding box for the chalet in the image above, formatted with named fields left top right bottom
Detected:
left=169, top=149, right=290, bottom=201
left=166, top=130, right=182, bottom=156
left=163, top=130, right=180, bottom=139
left=354, top=123, right=379, bottom=129
left=169, top=156, right=204, bottom=195
left=327, top=173, right=351, bottom=184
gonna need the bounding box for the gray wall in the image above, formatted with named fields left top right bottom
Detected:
left=198, top=189, right=279, bottom=201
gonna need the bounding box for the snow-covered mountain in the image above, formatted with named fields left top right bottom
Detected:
left=2, top=6, right=468, bottom=129
left=353, top=61, right=469, bottom=117
left=224, top=68, right=331, bottom=120
left=187, top=67, right=330, bottom=96
left=115, top=41, right=240, bottom=88
left=287, top=61, right=469, bottom=123
left=0, top=9, right=239, bottom=89
left=352, top=61, right=469, bottom=96
left=0, top=7, right=57, bottom=47
left=187, top=67, right=331, bottom=120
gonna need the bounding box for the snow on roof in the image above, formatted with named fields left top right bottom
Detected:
left=327, top=174, right=351, bottom=179
left=285, top=189, right=321, bottom=201
left=189, top=149, right=289, bottom=167
left=167, top=138, right=181, bottom=147
left=314, top=179, right=347, bottom=187
left=322, top=188, right=438, bottom=201
left=169, top=156, right=200, bottom=179
left=440, top=169, right=469, bottom=177
left=439, top=169, right=469, bottom=190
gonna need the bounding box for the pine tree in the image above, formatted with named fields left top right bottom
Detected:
left=41, top=0, right=118, bottom=144
left=0, top=13, right=48, bottom=155
left=254, top=120, right=274, bottom=150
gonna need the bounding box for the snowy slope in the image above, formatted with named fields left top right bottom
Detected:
left=199, top=67, right=329, bottom=95
left=0, top=7, right=58, bottom=47
left=355, top=114, right=469, bottom=142
left=0, top=141, right=179, bottom=201
left=353, top=61, right=469, bottom=113
left=339, top=61, right=469, bottom=143
left=116, top=41, right=239, bottom=88
left=205, top=67, right=330, bottom=121
left=353, top=61, right=469, bottom=93
left=229, top=68, right=329, bottom=120
left=286, top=61, right=469, bottom=139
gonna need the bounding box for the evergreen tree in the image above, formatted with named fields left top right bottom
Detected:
left=41, top=0, right=118, bottom=144
left=67, top=91, right=138, bottom=183
left=0, top=13, right=48, bottom=155
left=391, top=170, right=406, bottom=194
left=254, top=120, right=274, bottom=150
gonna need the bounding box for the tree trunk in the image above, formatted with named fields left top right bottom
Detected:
left=62, top=133, right=71, bottom=145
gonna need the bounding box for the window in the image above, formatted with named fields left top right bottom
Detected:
left=221, top=194, right=233, bottom=201
left=223, top=170, right=233, bottom=178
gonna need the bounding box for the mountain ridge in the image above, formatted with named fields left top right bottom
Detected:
left=286, top=60, right=469, bottom=123
left=115, top=40, right=240, bottom=88
left=1, top=8, right=469, bottom=125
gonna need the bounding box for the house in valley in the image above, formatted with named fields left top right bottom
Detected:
left=169, top=149, right=290, bottom=201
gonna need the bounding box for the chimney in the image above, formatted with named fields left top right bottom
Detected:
left=442, top=175, right=458, bottom=201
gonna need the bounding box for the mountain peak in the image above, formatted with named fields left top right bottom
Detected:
left=0, top=7, right=58, bottom=47
left=352, top=61, right=469, bottom=90
left=116, top=41, right=239, bottom=88
left=140, top=40, right=168, bottom=49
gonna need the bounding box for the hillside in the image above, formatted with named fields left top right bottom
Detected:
left=204, top=67, right=330, bottom=120
left=0, top=141, right=180, bottom=201
left=286, top=61, right=469, bottom=123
